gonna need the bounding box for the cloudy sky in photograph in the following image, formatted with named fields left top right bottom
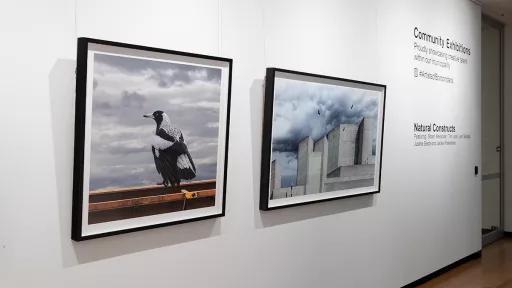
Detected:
left=271, top=76, right=380, bottom=187
left=89, top=53, right=222, bottom=191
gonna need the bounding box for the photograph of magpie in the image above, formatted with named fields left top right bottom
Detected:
left=72, top=38, right=232, bottom=240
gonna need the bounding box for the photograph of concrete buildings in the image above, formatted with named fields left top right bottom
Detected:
left=268, top=72, right=384, bottom=202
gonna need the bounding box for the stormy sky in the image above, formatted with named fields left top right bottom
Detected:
left=271, top=76, right=380, bottom=187
left=89, top=53, right=222, bottom=191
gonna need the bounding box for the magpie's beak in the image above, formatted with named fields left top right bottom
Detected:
left=143, top=114, right=154, bottom=119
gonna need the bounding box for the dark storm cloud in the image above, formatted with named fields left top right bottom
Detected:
left=272, top=135, right=303, bottom=152
left=271, top=78, right=379, bottom=153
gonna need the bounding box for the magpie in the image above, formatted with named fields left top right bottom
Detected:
left=144, top=110, right=196, bottom=191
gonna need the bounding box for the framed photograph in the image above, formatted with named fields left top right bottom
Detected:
left=260, top=68, right=386, bottom=210
left=72, top=38, right=232, bottom=240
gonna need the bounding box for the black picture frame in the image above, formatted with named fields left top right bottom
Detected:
left=260, top=68, right=386, bottom=211
left=72, top=38, right=232, bottom=241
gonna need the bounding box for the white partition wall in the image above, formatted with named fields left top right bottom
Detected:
left=0, top=0, right=481, bottom=287
left=504, top=23, right=512, bottom=233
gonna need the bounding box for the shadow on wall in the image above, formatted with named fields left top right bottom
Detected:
left=248, top=79, right=376, bottom=229
left=49, top=59, right=221, bottom=267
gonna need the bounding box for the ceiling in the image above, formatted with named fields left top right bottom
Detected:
left=477, top=0, right=512, bottom=23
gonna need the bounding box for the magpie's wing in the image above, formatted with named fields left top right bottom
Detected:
left=156, top=147, right=179, bottom=186
left=152, top=146, right=162, bottom=175
left=180, top=133, right=196, bottom=174
left=186, top=150, right=196, bottom=173
left=165, top=141, right=196, bottom=180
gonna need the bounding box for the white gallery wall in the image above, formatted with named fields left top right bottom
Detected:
left=0, top=0, right=481, bottom=287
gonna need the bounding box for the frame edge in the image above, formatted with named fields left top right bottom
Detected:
left=259, top=68, right=277, bottom=210
left=71, top=37, right=89, bottom=241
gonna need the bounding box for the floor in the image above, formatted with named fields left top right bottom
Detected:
left=419, top=237, right=512, bottom=288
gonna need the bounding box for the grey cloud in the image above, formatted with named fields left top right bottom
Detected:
left=121, top=91, right=146, bottom=108
left=89, top=156, right=219, bottom=191
left=93, top=100, right=113, bottom=114
left=148, top=69, right=220, bottom=88
left=93, top=142, right=148, bottom=155
left=92, top=83, right=221, bottom=135
left=90, top=165, right=160, bottom=190
left=94, top=53, right=221, bottom=85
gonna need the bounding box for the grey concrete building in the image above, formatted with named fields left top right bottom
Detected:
left=271, top=117, right=376, bottom=199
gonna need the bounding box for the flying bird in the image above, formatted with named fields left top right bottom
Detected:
left=350, top=104, right=354, bottom=109
left=144, top=110, right=196, bottom=191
